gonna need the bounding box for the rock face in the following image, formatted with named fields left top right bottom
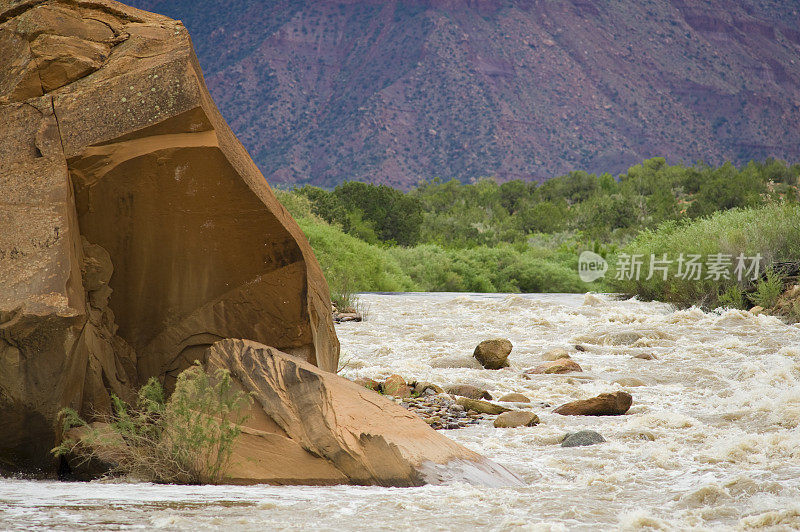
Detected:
left=207, top=339, right=522, bottom=487
left=473, top=338, right=513, bottom=369
left=129, top=1, right=800, bottom=189
left=553, top=392, right=633, bottom=416
left=0, top=0, right=338, bottom=474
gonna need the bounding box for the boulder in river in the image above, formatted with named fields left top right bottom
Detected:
left=207, top=339, right=522, bottom=486
left=446, top=385, right=493, bottom=400
left=0, top=0, right=339, bottom=473
left=525, top=359, right=583, bottom=375
left=473, top=338, right=512, bottom=369
left=383, top=375, right=411, bottom=398
left=412, top=381, right=444, bottom=396
left=0, top=0, right=514, bottom=487
left=541, top=348, right=571, bottom=361
left=553, top=392, right=632, bottom=416
left=455, top=397, right=511, bottom=415
left=498, top=393, right=531, bottom=403
left=561, top=430, right=606, bottom=447
left=494, top=411, right=540, bottom=428
left=613, top=377, right=646, bottom=387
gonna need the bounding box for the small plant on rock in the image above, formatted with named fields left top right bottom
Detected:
left=53, top=364, right=250, bottom=484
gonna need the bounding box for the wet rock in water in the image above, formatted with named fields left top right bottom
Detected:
left=574, top=344, right=588, bottom=352
left=554, top=392, right=632, bottom=416
left=456, top=397, right=511, bottom=415
left=525, top=359, right=583, bottom=375
left=541, top=348, right=571, bottom=361
left=383, top=374, right=411, bottom=398
left=749, top=306, right=765, bottom=315
left=446, top=384, right=493, bottom=400
left=430, top=355, right=483, bottom=369
left=634, top=353, right=658, bottom=360
left=333, top=312, right=362, bottom=323
left=413, top=381, right=444, bottom=396
left=399, top=394, right=476, bottom=430
left=208, top=339, right=520, bottom=486
left=613, top=377, right=646, bottom=387
left=494, top=410, right=540, bottom=428
left=498, top=393, right=531, bottom=403
left=353, top=377, right=381, bottom=391
left=561, top=430, right=606, bottom=447
left=473, top=338, right=513, bottom=369
left=0, top=0, right=340, bottom=475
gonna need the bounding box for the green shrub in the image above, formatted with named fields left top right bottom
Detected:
left=611, top=205, right=800, bottom=308
left=718, top=284, right=746, bottom=309
left=748, top=269, right=784, bottom=308
left=54, top=365, right=250, bottom=484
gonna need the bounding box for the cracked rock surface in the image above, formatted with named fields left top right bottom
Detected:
left=0, top=0, right=338, bottom=475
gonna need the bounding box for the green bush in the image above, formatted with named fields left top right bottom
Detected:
left=748, top=269, right=784, bottom=308
left=54, top=365, right=250, bottom=484
left=610, top=204, right=800, bottom=308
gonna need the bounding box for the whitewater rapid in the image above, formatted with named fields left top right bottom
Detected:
left=2, top=293, right=799, bottom=530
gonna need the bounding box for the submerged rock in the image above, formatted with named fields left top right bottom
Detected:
left=207, top=339, right=521, bottom=486
left=0, top=0, right=337, bottom=475
left=498, top=393, right=531, bottom=403
left=541, top=348, right=571, bottom=361
left=525, top=359, right=583, bottom=375
left=554, top=392, right=632, bottom=416
left=473, top=338, right=513, bottom=369
left=455, top=397, right=511, bottom=415
left=561, top=430, right=606, bottom=447
left=446, top=384, right=493, bottom=400
left=494, top=411, right=539, bottom=428
left=613, top=377, right=646, bottom=387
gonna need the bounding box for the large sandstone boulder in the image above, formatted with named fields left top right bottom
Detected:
left=553, top=392, right=633, bottom=416
left=473, top=338, right=512, bottom=369
left=207, top=339, right=522, bottom=487
left=0, top=0, right=338, bottom=474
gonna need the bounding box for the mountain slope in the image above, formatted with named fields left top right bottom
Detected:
left=128, top=0, right=800, bottom=189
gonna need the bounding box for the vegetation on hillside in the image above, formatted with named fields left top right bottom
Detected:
left=609, top=204, right=800, bottom=309
left=276, top=158, right=799, bottom=304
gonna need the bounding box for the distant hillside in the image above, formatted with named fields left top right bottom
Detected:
left=129, top=0, right=800, bottom=189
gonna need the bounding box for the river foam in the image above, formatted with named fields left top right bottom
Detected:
left=1, top=293, right=798, bottom=530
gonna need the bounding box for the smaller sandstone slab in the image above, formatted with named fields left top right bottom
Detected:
left=553, top=392, right=632, bottom=416
left=446, top=385, right=492, bottom=400
left=498, top=393, right=530, bottom=403
left=473, top=338, right=512, bottom=369
left=494, top=411, right=539, bottom=428
left=455, top=397, right=510, bottom=415
left=525, top=359, right=583, bottom=375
